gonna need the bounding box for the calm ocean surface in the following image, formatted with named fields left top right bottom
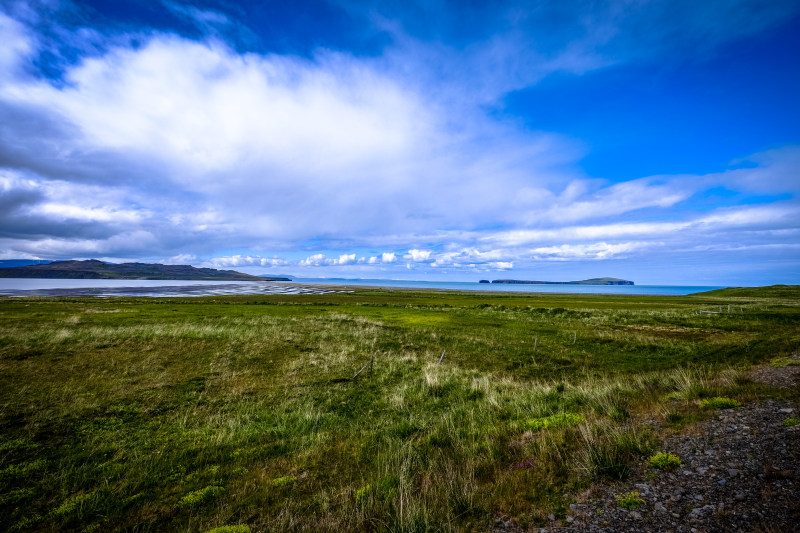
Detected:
left=292, top=278, right=725, bottom=295
left=0, top=278, right=726, bottom=297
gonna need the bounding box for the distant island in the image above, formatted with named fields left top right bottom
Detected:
left=490, top=277, right=634, bottom=285
left=0, top=259, right=291, bottom=281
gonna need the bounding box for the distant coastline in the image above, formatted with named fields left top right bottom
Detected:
left=0, top=259, right=291, bottom=281
left=488, top=277, right=634, bottom=286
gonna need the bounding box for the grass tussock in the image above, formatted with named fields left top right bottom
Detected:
left=0, top=287, right=798, bottom=531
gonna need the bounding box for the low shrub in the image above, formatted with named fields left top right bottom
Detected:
left=271, top=476, right=297, bottom=488
left=698, top=397, right=740, bottom=410
left=649, top=452, right=681, bottom=470
left=771, top=357, right=800, bottom=367
left=178, top=486, right=224, bottom=509
left=782, top=418, right=800, bottom=427
left=614, top=491, right=644, bottom=510
left=523, top=412, right=584, bottom=431
left=205, top=526, right=251, bottom=533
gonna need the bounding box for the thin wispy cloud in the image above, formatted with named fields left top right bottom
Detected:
left=0, top=1, right=798, bottom=284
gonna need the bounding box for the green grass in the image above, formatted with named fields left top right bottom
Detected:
left=0, top=286, right=798, bottom=531
left=782, top=418, right=800, bottom=427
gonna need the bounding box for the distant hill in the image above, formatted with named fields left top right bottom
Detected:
left=0, top=260, right=53, bottom=268
left=0, top=259, right=291, bottom=281
left=491, top=277, right=634, bottom=285
left=259, top=274, right=294, bottom=280
left=693, top=285, right=799, bottom=298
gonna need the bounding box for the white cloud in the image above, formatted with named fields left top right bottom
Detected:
left=0, top=12, right=31, bottom=75
left=34, top=203, right=141, bottom=224
left=163, top=253, right=197, bottom=265
left=299, top=254, right=333, bottom=267
left=207, top=254, right=289, bottom=268
left=406, top=249, right=433, bottom=262
left=336, top=253, right=356, bottom=265
left=381, top=252, right=396, bottom=263
left=528, top=242, right=652, bottom=261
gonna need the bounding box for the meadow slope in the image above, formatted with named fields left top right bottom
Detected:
left=0, top=286, right=798, bottom=532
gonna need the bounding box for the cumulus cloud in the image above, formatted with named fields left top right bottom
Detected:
left=207, top=255, right=289, bottom=268
left=406, top=249, right=433, bottom=262
left=298, top=254, right=333, bottom=267
left=336, top=254, right=357, bottom=265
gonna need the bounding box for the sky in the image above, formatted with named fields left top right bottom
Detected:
left=0, top=0, right=798, bottom=285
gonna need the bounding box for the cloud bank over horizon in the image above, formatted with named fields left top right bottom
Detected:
left=0, top=0, right=798, bottom=285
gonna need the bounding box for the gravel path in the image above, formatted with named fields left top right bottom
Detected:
left=563, top=399, right=800, bottom=532
left=494, top=360, right=800, bottom=532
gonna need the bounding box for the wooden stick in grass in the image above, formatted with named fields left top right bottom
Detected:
left=353, top=359, right=372, bottom=380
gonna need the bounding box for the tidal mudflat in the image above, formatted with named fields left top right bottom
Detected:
left=0, top=281, right=352, bottom=298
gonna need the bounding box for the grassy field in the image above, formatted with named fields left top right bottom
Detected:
left=1, top=285, right=799, bottom=532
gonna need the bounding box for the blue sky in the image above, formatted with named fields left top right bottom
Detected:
left=0, top=0, right=798, bottom=285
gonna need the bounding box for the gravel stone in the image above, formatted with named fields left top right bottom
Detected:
left=561, top=398, right=800, bottom=532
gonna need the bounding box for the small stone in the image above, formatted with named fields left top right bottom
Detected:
left=630, top=511, right=641, bottom=520
left=727, top=468, right=739, bottom=477
left=655, top=502, right=666, bottom=512
left=779, top=408, right=794, bottom=413
left=735, top=492, right=745, bottom=501
left=718, top=478, right=727, bottom=485
left=569, top=504, right=576, bottom=511
left=566, top=516, right=574, bottom=523
left=547, top=514, right=555, bottom=521
left=694, top=495, right=703, bottom=501
left=672, top=513, right=680, bottom=518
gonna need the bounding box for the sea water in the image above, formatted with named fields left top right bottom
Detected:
left=0, top=277, right=726, bottom=297
left=291, top=278, right=726, bottom=296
